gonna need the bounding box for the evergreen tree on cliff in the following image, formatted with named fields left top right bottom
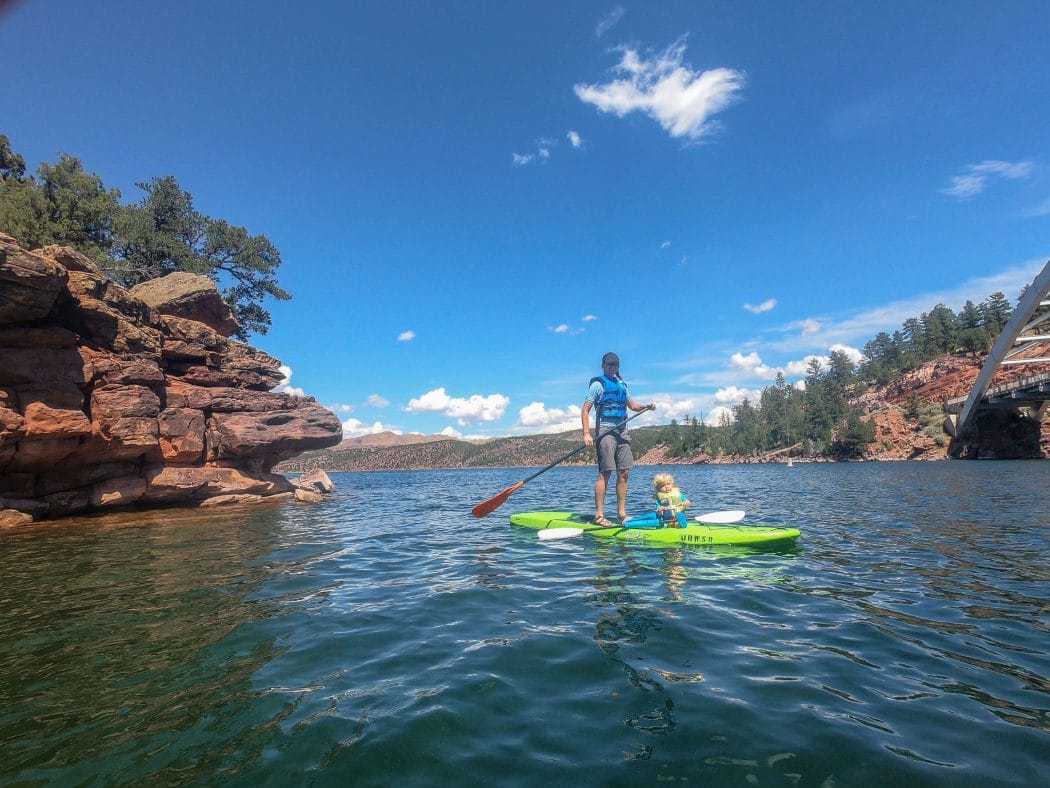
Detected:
left=111, top=176, right=290, bottom=338
left=980, top=292, right=1012, bottom=334
left=0, top=137, right=120, bottom=258
left=0, top=135, right=48, bottom=248
left=958, top=300, right=991, bottom=356
left=0, top=135, right=289, bottom=339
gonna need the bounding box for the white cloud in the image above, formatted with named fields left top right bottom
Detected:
left=398, top=330, right=416, bottom=341
left=707, top=405, right=734, bottom=425
left=514, top=137, right=558, bottom=166
left=367, top=394, right=390, bottom=408
left=549, top=321, right=585, bottom=334
left=518, top=402, right=582, bottom=433
left=730, top=350, right=829, bottom=380
left=941, top=160, right=1035, bottom=200
left=942, top=174, right=985, bottom=200
left=1023, top=197, right=1050, bottom=217
left=714, top=386, right=763, bottom=405
left=729, top=351, right=778, bottom=379
left=628, top=393, right=736, bottom=426
left=439, top=425, right=462, bottom=439
left=405, top=387, right=509, bottom=425
left=332, top=403, right=355, bottom=414
left=743, top=298, right=777, bottom=314
left=582, top=314, right=598, bottom=322
left=595, top=6, right=624, bottom=38
left=342, top=418, right=396, bottom=439
left=650, top=396, right=702, bottom=422
left=829, top=343, right=864, bottom=364
left=272, top=365, right=306, bottom=397
left=575, top=39, right=745, bottom=140
left=661, top=240, right=672, bottom=249
left=783, top=355, right=827, bottom=376
left=567, top=130, right=583, bottom=148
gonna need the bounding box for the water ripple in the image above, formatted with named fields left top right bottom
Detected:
left=1, top=463, right=1048, bottom=784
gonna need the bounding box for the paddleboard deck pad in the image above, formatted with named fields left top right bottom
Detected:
left=510, top=511, right=800, bottom=546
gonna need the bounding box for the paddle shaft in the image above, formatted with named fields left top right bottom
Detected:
left=521, top=409, right=647, bottom=486
left=471, top=408, right=648, bottom=517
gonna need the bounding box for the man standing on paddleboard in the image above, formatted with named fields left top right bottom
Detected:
left=581, top=352, right=654, bottom=525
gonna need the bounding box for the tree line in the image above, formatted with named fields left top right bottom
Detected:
left=632, top=349, right=875, bottom=460
left=632, top=291, right=1017, bottom=461
left=0, top=134, right=288, bottom=338
left=860, top=295, right=1013, bottom=384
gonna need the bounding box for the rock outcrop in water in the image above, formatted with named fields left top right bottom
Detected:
left=0, top=234, right=342, bottom=525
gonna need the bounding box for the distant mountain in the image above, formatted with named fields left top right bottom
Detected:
left=337, top=431, right=460, bottom=448
left=275, top=430, right=594, bottom=472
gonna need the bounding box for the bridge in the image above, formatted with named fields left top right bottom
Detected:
left=944, top=258, right=1050, bottom=457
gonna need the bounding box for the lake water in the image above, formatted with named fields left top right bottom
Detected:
left=1, top=462, right=1048, bottom=785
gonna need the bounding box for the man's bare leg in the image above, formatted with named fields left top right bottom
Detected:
left=616, top=469, right=629, bottom=521
left=595, top=470, right=612, bottom=521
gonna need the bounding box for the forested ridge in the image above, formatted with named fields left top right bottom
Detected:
left=643, top=290, right=1018, bottom=460
left=0, top=134, right=287, bottom=338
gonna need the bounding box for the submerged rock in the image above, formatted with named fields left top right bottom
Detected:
left=295, top=469, right=335, bottom=494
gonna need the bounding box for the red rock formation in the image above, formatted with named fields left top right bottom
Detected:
left=0, top=234, right=342, bottom=524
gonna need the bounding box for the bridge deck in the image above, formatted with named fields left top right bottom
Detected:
left=946, top=370, right=1050, bottom=412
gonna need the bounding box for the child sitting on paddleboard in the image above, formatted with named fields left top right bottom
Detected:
left=653, top=473, right=691, bottom=528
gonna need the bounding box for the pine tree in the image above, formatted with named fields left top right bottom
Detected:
left=980, top=292, right=1012, bottom=336
left=901, top=317, right=924, bottom=363
left=0, top=136, right=291, bottom=339
left=958, top=300, right=991, bottom=356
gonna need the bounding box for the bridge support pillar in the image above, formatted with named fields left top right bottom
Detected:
left=949, top=407, right=1044, bottom=459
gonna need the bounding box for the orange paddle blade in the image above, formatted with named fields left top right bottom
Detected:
left=472, top=481, right=524, bottom=518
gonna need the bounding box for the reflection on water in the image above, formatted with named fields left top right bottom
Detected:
left=0, top=507, right=296, bottom=782
left=1, top=462, right=1048, bottom=784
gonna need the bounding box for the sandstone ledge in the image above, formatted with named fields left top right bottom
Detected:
left=0, top=234, right=342, bottom=524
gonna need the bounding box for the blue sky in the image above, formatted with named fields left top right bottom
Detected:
left=4, top=1, right=1048, bottom=439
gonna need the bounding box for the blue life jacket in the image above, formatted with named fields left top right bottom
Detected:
left=590, top=374, right=628, bottom=424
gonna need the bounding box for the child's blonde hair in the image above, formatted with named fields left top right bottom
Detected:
left=653, top=473, right=675, bottom=490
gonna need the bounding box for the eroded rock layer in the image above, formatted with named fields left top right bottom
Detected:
left=0, top=234, right=342, bottom=523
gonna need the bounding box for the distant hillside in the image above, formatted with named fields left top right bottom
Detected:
left=276, top=430, right=603, bottom=472
left=336, top=431, right=465, bottom=449
left=276, top=428, right=680, bottom=472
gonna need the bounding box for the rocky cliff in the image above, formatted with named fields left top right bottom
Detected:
left=858, top=352, right=1050, bottom=460
left=0, top=234, right=342, bottom=526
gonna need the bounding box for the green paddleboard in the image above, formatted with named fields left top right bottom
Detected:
left=509, top=511, right=801, bottom=546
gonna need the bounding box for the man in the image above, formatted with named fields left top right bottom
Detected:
left=581, top=352, right=654, bottom=525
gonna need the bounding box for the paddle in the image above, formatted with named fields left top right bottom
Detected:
left=471, top=408, right=651, bottom=518
left=538, top=527, right=586, bottom=541
left=695, top=509, right=746, bottom=524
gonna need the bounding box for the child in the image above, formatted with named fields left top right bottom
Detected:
left=653, top=473, right=691, bottom=528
